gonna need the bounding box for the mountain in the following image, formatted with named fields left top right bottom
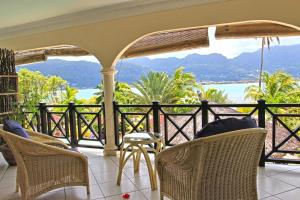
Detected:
left=18, top=44, right=300, bottom=88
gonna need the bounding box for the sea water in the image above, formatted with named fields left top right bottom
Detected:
left=76, top=82, right=258, bottom=103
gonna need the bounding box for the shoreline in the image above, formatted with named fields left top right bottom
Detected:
left=201, top=80, right=258, bottom=85
left=77, top=80, right=259, bottom=89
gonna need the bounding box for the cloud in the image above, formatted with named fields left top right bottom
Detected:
left=49, top=55, right=100, bottom=63
left=148, top=28, right=300, bottom=59
left=50, top=32, right=300, bottom=62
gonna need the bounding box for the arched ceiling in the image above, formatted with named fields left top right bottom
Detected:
left=1, top=0, right=300, bottom=68
left=0, top=0, right=133, bottom=29
left=0, top=0, right=227, bottom=40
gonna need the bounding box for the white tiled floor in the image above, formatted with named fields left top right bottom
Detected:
left=0, top=148, right=300, bottom=200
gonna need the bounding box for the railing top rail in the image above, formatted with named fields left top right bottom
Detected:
left=160, top=104, right=201, bottom=107
left=44, top=105, right=69, bottom=108
left=115, top=104, right=153, bottom=108
left=74, top=104, right=102, bottom=108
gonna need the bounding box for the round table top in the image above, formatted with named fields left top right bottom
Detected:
left=123, top=132, right=162, bottom=143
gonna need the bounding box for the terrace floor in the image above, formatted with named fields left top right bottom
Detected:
left=0, top=148, right=300, bottom=200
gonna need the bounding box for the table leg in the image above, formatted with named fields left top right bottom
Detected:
left=117, top=143, right=126, bottom=185
left=153, top=140, right=163, bottom=189
left=133, top=150, right=141, bottom=173
left=137, top=144, right=157, bottom=190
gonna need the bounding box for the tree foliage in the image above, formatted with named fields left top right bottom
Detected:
left=93, top=66, right=229, bottom=106
left=133, top=71, right=178, bottom=104
left=258, top=37, right=280, bottom=89
left=245, top=71, right=300, bottom=129
left=198, top=87, right=228, bottom=104
left=94, top=81, right=135, bottom=104
left=245, top=71, right=299, bottom=103
left=18, top=69, right=78, bottom=109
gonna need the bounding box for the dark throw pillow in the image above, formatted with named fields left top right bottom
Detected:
left=1, top=119, right=29, bottom=166
left=194, top=116, right=257, bottom=139
left=3, top=119, right=29, bottom=138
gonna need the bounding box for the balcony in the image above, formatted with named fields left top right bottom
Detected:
left=0, top=147, right=299, bottom=200
left=0, top=101, right=292, bottom=199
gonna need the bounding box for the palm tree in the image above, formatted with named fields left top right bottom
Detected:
left=114, top=82, right=135, bottom=104
left=94, top=81, right=134, bottom=104
left=197, top=85, right=228, bottom=103
left=94, top=81, right=104, bottom=104
left=172, top=67, right=199, bottom=100
left=245, top=71, right=298, bottom=103
left=133, top=71, right=178, bottom=104
left=63, top=86, right=78, bottom=103
left=258, top=37, right=280, bottom=89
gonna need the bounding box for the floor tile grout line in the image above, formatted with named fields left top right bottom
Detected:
left=87, top=157, right=106, bottom=198
left=263, top=166, right=300, bottom=177
left=127, top=178, right=150, bottom=200
left=270, top=175, right=300, bottom=188
left=94, top=156, right=142, bottom=198
left=0, top=165, right=9, bottom=182
left=258, top=172, right=300, bottom=188
left=266, top=187, right=300, bottom=197
left=261, top=195, right=282, bottom=200
left=258, top=187, right=273, bottom=198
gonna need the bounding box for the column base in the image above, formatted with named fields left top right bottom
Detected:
left=103, top=148, right=117, bottom=156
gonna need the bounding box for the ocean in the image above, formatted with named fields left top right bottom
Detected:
left=76, top=82, right=259, bottom=103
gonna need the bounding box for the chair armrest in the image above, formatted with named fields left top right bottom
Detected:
left=14, top=135, right=86, bottom=163
left=26, top=129, right=69, bottom=149
left=155, top=140, right=200, bottom=169
left=155, top=141, right=199, bottom=199
left=20, top=141, right=89, bottom=190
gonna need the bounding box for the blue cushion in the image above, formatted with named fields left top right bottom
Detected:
left=3, top=119, right=29, bottom=138
left=194, top=116, right=257, bottom=139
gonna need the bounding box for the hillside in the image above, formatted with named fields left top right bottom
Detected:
left=18, top=44, right=300, bottom=88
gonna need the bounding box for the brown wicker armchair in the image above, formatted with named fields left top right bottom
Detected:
left=0, top=129, right=90, bottom=200
left=155, top=128, right=267, bottom=200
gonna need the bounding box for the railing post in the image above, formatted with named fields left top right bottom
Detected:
left=36, top=112, right=41, bottom=132
left=102, top=101, right=106, bottom=145
left=68, top=102, right=78, bottom=147
left=112, top=101, right=119, bottom=147
left=201, top=100, right=209, bottom=128
left=152, top=101, right=160, bottom=134
left=258, top=99, right=266, bottom=167
left=39, top=103, right=48, bottom=134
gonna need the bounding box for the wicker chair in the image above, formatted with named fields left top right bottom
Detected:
left=155, top=128, right=267, bottom=200
left=0, top=129, right=90, bottom=200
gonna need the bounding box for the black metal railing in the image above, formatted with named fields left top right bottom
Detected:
left=264, top=103, right=300, bottom=164
left=22, top=102, right=105, bottom=148
left=21, top=100, right=300, bottom=165
left=113, top=100, right=300, bottom=166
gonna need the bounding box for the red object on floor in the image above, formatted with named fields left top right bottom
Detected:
left=122, top=193, right=130, bottom=199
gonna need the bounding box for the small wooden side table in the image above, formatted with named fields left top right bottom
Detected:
left=117, top=132, right=164, bottom=190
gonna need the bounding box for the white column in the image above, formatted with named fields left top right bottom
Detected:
left=102, top=68, right=117, bottom=156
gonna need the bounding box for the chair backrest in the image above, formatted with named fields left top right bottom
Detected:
left=0, top=129, right=32, bottom=189
left=189, top=128, right=266, bottom=199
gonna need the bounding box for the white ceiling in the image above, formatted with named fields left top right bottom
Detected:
left=0, top=0, right=136, bottom=29
left=0, top=0, right=227, bottom=39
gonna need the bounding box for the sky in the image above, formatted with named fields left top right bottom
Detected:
left=49, top=27, right=300, bottom=63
